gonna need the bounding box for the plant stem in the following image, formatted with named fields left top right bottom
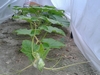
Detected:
left=13, top=63, right=33, bottom=75
left=34, top=22, right=37, bottom=28
left=15, top=59, right=37, bottom=74
left=33, top=21, right=40, bottom=44
left=30, top=22, right=33, bottom=29
left=17, top=64, right=33, bottom=74
left=15, top=61, right=89, bottom=75
left=34, top=36, right=40, bottom=44
left=44, top=61, right=89, bottom=71
left=31, top=36, right=34, bottom=54
left=52, top=57, right=62, bottom=68
left=42, top=32, right=47, bottom=40
left=46, top=57, right=62, bottom=61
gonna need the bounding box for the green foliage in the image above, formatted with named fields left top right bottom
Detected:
left=13, top=5, right=69, bottom=71
left=15, top=29, right=40, bottom=36
left=21, top=40, right=39, bottom=61
left=15, top=29, right=32, bottom=36
left=37, top=44, right=50, bottom=60
left=53, top=15, right=70, bottom=27
left=42, top=38, right=65, bottom=49
left=39, top=25, right=65, bottom=36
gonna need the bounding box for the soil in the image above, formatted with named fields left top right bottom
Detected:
left=0, top=19, right=98, bottom=75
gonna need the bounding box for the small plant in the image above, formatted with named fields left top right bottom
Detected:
left=13, top=5, right=70, bottom=72
left=11, top=5, right=90, bottom=75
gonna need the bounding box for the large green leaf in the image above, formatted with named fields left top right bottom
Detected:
left=37, top=44, right=50, bottom=60
left=31, top=29, right=41, bottom=36
left=43, top=5, right=64, bottom=16
left=21, top=40, right=39, bottom=61
left=47, top=18, right=61, bottom=25
left=39, top=26, right=65, bottom=36
left=13, top=6, right=21, bottom=11
left=28, top=5, right=64, bottom=17
left=15, top=29, right=32, bottom=36
left=13, top=15, right=39, bottom=22
left=44, top=5, right=56, bottom=9
left=30, top=6, right=54, bottom=12
left=21, top=40, right=33, bottom=61
left=15, top=29, right=40, bottom=36
left=48, top=9, right=64, bottom=17
left=13, top=15, right=32, bottom=22
left=42, top=38, right=65, bottom=49
left=53, top=15, right=70, bottom=27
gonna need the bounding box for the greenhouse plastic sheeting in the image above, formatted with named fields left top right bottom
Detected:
left=1, top=0, right=100, bottom=72
left=0, top=0, right=25, bottom=24
left=70, top=0, right=100, bottom=72
left=31, top=0, right=53, bottom=6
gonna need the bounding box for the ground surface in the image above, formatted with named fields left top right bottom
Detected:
left=0, top=19, right=98, bottom=75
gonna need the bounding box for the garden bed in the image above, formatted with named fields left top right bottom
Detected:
left=0, top=19, right=97, bottom=75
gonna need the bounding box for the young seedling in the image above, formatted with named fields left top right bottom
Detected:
left=12, top=5, right=88, bottom=74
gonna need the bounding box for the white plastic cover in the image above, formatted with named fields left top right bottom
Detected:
left=31, top=0, right=53, bottom=6
left=0, top=0, right=100, bottom=72
left=0, top=0, right=25, bottom=24
left=70, top=0, right=100, bottom=72
left=51, top=0, right=71, bottom=19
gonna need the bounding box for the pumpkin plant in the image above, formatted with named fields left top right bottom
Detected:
left=13, top=5, right=70, bottom=72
